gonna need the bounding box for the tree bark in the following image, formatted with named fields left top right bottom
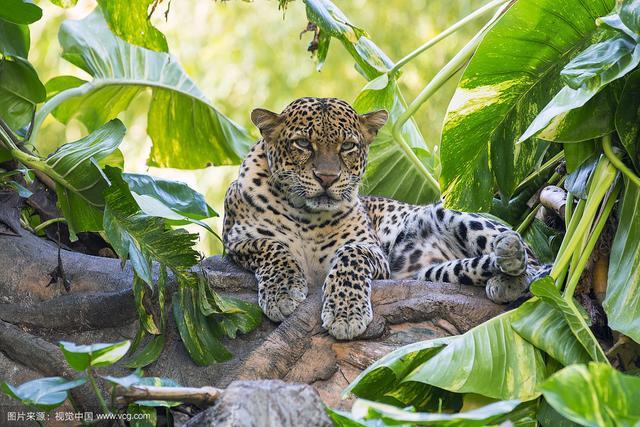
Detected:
left=0, top=231, right=504, bottom=412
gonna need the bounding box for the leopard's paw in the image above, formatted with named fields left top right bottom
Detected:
left=321, top=301, right=372, bottom=340
left=494, top=231, right=527, bottom=276
left=486, top=274, right=529, bottom=304
left=259, top=283, right=307, bottom=322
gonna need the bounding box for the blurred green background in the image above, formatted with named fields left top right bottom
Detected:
left=30, top=0, right=485, bottom=255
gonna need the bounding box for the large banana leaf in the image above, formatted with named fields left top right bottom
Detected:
left=441, top=0, right=614, bottom=211
left=305, top=0, right=439, bottom=204
left=54, top=9, right=252, bottom=168
left=540, top=363, right=640, bottom=427
left=529, top=278, right=607, bottom=362
left=603, top=180, right=640, bottom=343
left=403, top=311, right=547, bottom=401
left=511, top=298, right=591, bottom=367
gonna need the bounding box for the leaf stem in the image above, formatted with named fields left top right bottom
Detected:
left=33, top=217, right=66, bottom=234
left=87, top=369, right=112, bottom=416
left=564, top=183, right=620, bottom=299
left=389, top=0, right=509, bottom=75
left=29, top=82, right=94, bottom=149
left=514, top=151, right=564, bottom=194
left=602, top=134, right=640, bottom=187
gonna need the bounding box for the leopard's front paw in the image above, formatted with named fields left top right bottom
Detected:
left=321, top=299, right=372, bottom=340
left=259, top=282, right=307, bottom=322
left=494, top=231, right=527, bottom=276
left=486, top=274, right=529, bottom=304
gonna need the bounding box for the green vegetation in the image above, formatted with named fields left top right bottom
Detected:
left=2, top=0, right=640, bottom=425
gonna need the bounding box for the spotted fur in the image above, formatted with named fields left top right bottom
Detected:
left=223, top=97, right=548, bottom=340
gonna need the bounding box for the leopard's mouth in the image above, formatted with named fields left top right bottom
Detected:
left=305, top=192, right=342, bottom=211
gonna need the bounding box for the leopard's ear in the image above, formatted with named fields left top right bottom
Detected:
left=359, top=109, right=388, bottom=143
left=251, top=108, right=282, bottom=139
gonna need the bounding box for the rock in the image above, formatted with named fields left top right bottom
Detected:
left=186, top=380, right=331, bottom=427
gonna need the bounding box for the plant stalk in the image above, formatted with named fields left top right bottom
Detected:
left=33, top=217, right=66, bottom=233
left=87, top=369, right=112, bottom=416
left=564, top=183, right=620, bottom=299
left=602, top=134, right=640, bottom=187
left=389, top=0, right=509, bottom=75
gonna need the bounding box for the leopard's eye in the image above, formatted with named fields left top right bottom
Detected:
left=293, top=139, right=311, bottom=150
left=341, top=141, right=356, bottom=152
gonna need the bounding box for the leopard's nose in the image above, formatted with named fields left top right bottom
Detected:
left=313, top=170, right=340, bottom=188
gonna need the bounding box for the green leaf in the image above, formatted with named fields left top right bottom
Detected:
left=348, top=398, right=521, bottom=426
left=59, top=340, right=131, bottom=371
left=344, top=337, right=451, bottom=400
left=133, top=274, right=160, bottom=335
left=0, top=19, right=29, bottom=58
left=102, top=167, right=200, bottom=285
left=124, top=334, right=165, bottom=368
left=97, top=0, right=168, bottom=52
left=521, top=35, right=640, bottom=142
left=128, top=404, right=157, bottom=427
left=522, top=219, right=561, bottom=264
left=403, top=311, right=547, bottom=401
left=45, top=75, right=87, bottom=100
left=529, top=277, right=608, bottom=362
left=564, top=155, right=598, bottom=199
left=536, top=399, right=581, bottom=427
left=540, top=362, right=640, bottom=427
left=304, top=0, right=393, bottom=79
left=442, top=0, right=614, bottom=210
left=56, top=9, right=252, bottom=167
left=172, top=282, right=233, bottom=366
left=0, top=58, right=46, bottom=131
left=1, top=377, right=86, bottom=411
left=54, top=184, right=104, bottom=239
left=354, top=75, right=439, bottom=204
left=620, top=0, right=640, bottom=35
left=102, top=370, right=143, bottom=387
left=512, top=298, right=591, bottom=367
left=0, top=0, right=42, bottom=25
left=536, top=83, right=620, bottom=143
left=122, top=173, right=217, bottom=232
left=46, top=119, right=125, bottom=208
left=615, top=69, right=640, bottom=170
left=603, top=179, right=640, bottom=343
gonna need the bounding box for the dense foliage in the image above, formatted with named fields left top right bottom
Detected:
left=2, top=0, right=640, bottom=425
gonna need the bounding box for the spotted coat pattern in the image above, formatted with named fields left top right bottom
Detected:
left=223, top=97, right=547, bottom=340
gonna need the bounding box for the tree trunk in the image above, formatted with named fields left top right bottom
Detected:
left=0, top=230, right=504, bottom=412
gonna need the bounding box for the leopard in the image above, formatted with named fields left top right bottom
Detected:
left=223, top=97, right=550, bottom=340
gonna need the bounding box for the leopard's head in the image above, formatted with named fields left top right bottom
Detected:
left=251, top=97, right=387, bottom=212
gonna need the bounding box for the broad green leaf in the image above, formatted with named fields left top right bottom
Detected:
left=615, top=69, right=640, bottom=170
left=45, top=75, right=87, bottom=100
left=1, top=377, right=86, bottom=411
left=603, top=179, right=640, bottom=343
left=123, top=173, right=217, bottom=232
left=59, top=340, right=131, bottom=371
left=403, top=311, right=547, bottom=401
left=98, top=0, right=168, bottom=52
left=56, top=9, right=252, bottom=167
left=540, top=363, right=640, bottom=427
left=536, top=83, right=619, bottom=143
left=133, top=274, right=160, bottom=335
left=128, top=404, right=157, bottom=427
left=344, top=337, right=451, bottom=400
left=0, top=20, right=29, bottom=58
left=304, top=0, right=393, bottom=79
left=102, top=167, right=200, bottom=286
left=326, top=408, right=380, bottom=427
left=620, top=0, right=640, bottom=35
left=536, top=399, right=581, bottom=427
left=102, top=370, right=143, bottom=387
left=0, top=58, right=46, bottom=131
left=522, top=219, right=561, bottom=264
left=348, top=398, right=521, bottom=426
left=521, top=35, right=640, bottom=142
left=46, top=119, right=125, bottom=208
left=530, top=277, right=607, bottom=362
left=55, top=184, right=104, bottom=239
left=172, top=283, right=233, bottom=366
left=124, top=334, right=165, bottom=368
left=210, top=296, right=263, bottom=339
left=564, top=155, right=598, bottom=199
left=564, top=140, right=598, bottom=174
left=354, top=76, right=438, bottom=204
left=442, top=0, right=614, bottom=211
left=0, top=0, right=42, bottom=25
left=512, top=298, right=591, bottom=366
